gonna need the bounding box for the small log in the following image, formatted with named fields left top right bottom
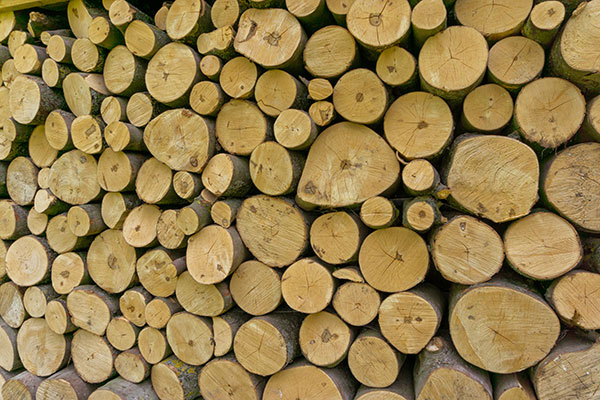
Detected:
left=201, top=153, right=251, bottom=197
left=211, top=0, right=245, bottom=28
left=189, top=81, right=227, bottom=117
left=199, top=355, right=265, bottom=400
left=72, top=38, right=106, bottom=72
left=122, top=204, right=161, bottom=248
left=6, top=156, right=38, bottom=206
left=255, top=69, right=308, bottom=117
left=212, top=308, right=250, bottom=357
left=454, top=0, right=532, bottom=41
left=199, top=54, right=222, bottom=80
left=27, top=12, right=67, bottom=38
left=10, top=75, right=66, bottom=125
left=104, top=121, right=145, bottom=152
left=249, top=142, right=304, bottom=196
left=119, top=287, right=153, bottom=327
left=36, top=365, right=95, bottom=400
left=157, top=209, right=186, bottom=249
left=89, top=377, right=157, bottom=399
left=67, top=285, right=119, bottom=335
left=237, top=195, right=310, bottom=267
left=197, top=26, right=236, bottom=60
left=493, top=373, right=537, bottom=400
left=145, top=297, right=181, bottom=329
left=166, top=311, right=214, bottom=366
left=151, top=354, right=201, bottom=400
left=0, top=318, right=21, bottom=371
left=165, top=0, right=212, bottom=44
left=16, top=318, right=69, bottom=377
left=354, top=364, right=414, bottom=400
left=310, top=211, right=366, bottom=265
left=286, top=0, right=332, bottom=32
left=411, top=0, right=446, bottom=47
left=488, top=36, right=544, bottom=92
left=449, top=275, right=561, bottom=373
left=87, top=229, right=136, bottom=293
left=175, top=271, right=232, bottom=316
left=359, top=227, right=429, bottom=293
left=299, top=310, right=354, bottom=367
left=42, top=59, right=77, bottom=89
left=281, top=257, right=335, bottom=314
left=154, top=2, right=171, bottom=30
left=2, top=59, right=20, bottom=88
left=109, top=0, right=153, bottom=32
left=273, top=109, right=317, bottom=151
left=51, top=252, right=89, bottom=294
left=137, top=249, right=185, bottom=297
left=219, top=56, right=257, bottom=99
left=138, top=327, right=172, bottom=364
left=379, top=283, right=444, bottom=354
left=100, top=96, right=128, bottom=124
left=332, top=281, right=380, bottom=327
left=70, top=115, right=105, bottom=155
left=6, top=235, right=55, bottom=287
left=444, top=134, right=539, bottom=223
left=461, top=83, right=513, bottom=133
left=135, top=157, right=181, bottom=205
left=63, top=72, right=110, bottom=116
left=8, top=31, right=34, bottom=59
left=125, top=20, right=170, bottom=59
left=332, top=68, right=388, bottom=124
left=88, top=16, right=124, bottom=49
left=414, top=334, right=492, bottom=400
left=97, top=150, right=145, bottom=192
left=71, top=329, right=117, bottom=383
left=234, top=312, right=302, bottom=376
left=101, top=192, right=141, bottom=229
left=23, top=285, right=58, bottom=317
left=1, top=371, right=43, bottom=400
left=44, top=110, right=75, bottom=151
left=45, top=297, right=77, bottom=335
left=114, top=348, right=150, bottom=383
left=0, top=239, right=8, bottom=281
left=173, top=171, right=203, bottom=200
left=522, top=1, right=565, bottom=48
left=0, top=12, right=28, bottom=43
left=46, top=213, right=93, bottom=253
left=176, top=194, right=212, bottom=236
left=106, top=315, right=139, bottom=350
left=126, top=91, right=166, bottom=127
left=14, top=44, right=48, bottom=75
left=67, top=0, right=107, bottom=39
left=230, top=260, right=282, bottom=316
left=402, top=196, right=443, bottom=233
left=307, top=78, right=332, bottom=100
left=360, top=196, right=399, bottom=229
left=40, top=30, right=73, bottom=46
left=47, top=35, right=76, bottom=63
left=0, top=281, right=27, bottom=329
left=216, top=100, right=271, bottom=155
left=546, top=270, right=600, bottom=330
left=0, top=199, right=29, bottom=240
left=103, top=45, right=146, bottom=96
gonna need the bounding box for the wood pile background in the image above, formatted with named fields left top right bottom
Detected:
left=0, top=0, right=599, bottom=398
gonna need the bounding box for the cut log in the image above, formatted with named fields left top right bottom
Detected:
left=348, top=329, right=405, bottom=388
left=212, top=309, right=250, bottom=357
left=14, top=44, right=48, bottom=75
left=70, top=115, right=105, bottom=155
left=88, top=16, right=124, bottom=49
left=449, top=275, right=561, bottom=373
left=1, top=59, right=20, bottom=88
left=166, top=311, right=214, bottom=365
left=354, top=365, right=413, bottom=400
left=281, top=257, right=335, bottom=313
left=100, top=96, right=128, bottom=124
left=125, top=20, right=170, bottom=59
left=379, top=283, right=444, bottom=354
left=175, top=271, right=232, bottom=316
left=444, top=134, right=539, bottom=223
left=541, top=143, right=600, bottom=233
left=151, top=354, right=201, bottom=400
left=104, top=121, right=145, bottom=151
left=211, top=0, right=245, bottom=28
left=62, top=72, right=110, bottom=116
left=297, top=122, right=400, bottom=208
left=493, top=373, right=537, bottom=400
left=89, top=377, right=158, bottom=399
left=173, top=171, right=203, bottom=200
left=114, top=348, right=150, bottom=383
left=307, top=78, right=333, bottom=100
left=7, top=156, right=38, bottom=206
left=202, top=154, right=250, bottom=198
left=106, top=315, right=139, bottom=350
left=41, top=30, right=74, bottom=46
left=234, top=312, right=302, bottom=376
left=196, top=26, right=236, bottom=59
left=6, top=235, right=55, bottom=287
left=229, top=260, right=282, bottom=316
left=375, top=46, right=417, bottom=89
left=44, top=110, right=75, bottom=151
left=332, top=68, right=388, bottom=124
left=0, top=318, right=21, bottom=371
left=418, top=26, right=488, bottom=105
left=200, top=54, right=222, bottom=80
left=72, top=38, right=106, bottom=72
left=165, top=0, right=212, bottom=44
left=310, top=211, right=366, bottom=265
left=176, top=194, right=212, bottom=236
left=546, top=270, right=600, bottom=330
left=580, top=95, right=600, bottom=142
left=47, top=34, right=76, bottom=63
left=157, top=209, right=186, bottom=249
left=67, top=285, right=119, bottom=335
left=461, top=83, right=513, bottom=133
left=431, top=215, right=504, bottom=285
left=0, top=281, right=27, bottom=329
left=144, top=109, right=215, bottom=172
left=402, top=196, right=442, bottom=233
left=145, top=297, right=182, bottom=329
left=236, top=195, right=310, bottom=267
left=122, top=204, right=161, bottom=248
left=68, top=0, right=107, bottom=39
left=286, top=0, right=332, bottom=31
left=255, top=70, right=307, bottom=117
left=303, top=26, right=357, bottom=79
left=358, top=227, right=429, bottom=293
left=138, top=327, right=171, bottom=364
left=154, top=2, right=171, bottom=30
left=34, top=190, right=68, bottom=216
left=504, top=211, right=581, bottom=280
left=308, top=100, right=335, bottom=125
left=135, top=157, right=179, bottom=205
left=23, top=285, right=58, bottom=317
left=126, top=92, right=166, bottom=127
left=0, top=12, right=27, bottom=43
left=299, top=310, right=353, bottom=367
left=36, top=365, right=95, bottom=400
left=45, top=298, right=76, bottom=335
left=189, top=81, right=227, bottom=117
left=531, top=333, right=600, bottom=400
left=414, top=334, right=492, bottom=400
left=332, top=281, right=380, bottom=326
left=87, top=229, right=137, bottom=293
left=101, top=192, right=141, bottom=229
left=97, top=150, right=145, bottom=192
left=137, top=249, right=185, bottom=297
left=360, top=196, right=399, bottom=229
left=120, top=287, right=153, bottom=327
left=103, top=45, right=146, bottom=96
left=71, top=329, right=117, bottom=383
left=10, top=75, right=66, bottom=125
left=549, top=0, right=600, bottom=96
left=17, top=318, right=69, bottom=377
left=51, top=252, right=88, bottom=294
left=42, top=59, right=77, bottom=89
left=0, top=200, right=29, bottom=240
left=8, top=31, right=34, bottom=59
left=145, top=43, right=202, bottom=107
left=249, top=141, right=304, bottom=196
left=109, top=0, right=153, bottom=31
left=199, top=355, right=265, bottom=400
left=411, top=0, right=446, bottom=47
left=234, top=8, right=306, bottom=72
left=514, top=77, right=585, bottom=149
left=522, top=1, right=565, bottom=48
left=488, top=36, right=544, bottom=92
left=454, top=0, right=532, bottom=41
left=215, top=100, right=271, bottom=156
left=273, top=109, right=317, bottom=151
left=1, top=371, right=43, bottom=400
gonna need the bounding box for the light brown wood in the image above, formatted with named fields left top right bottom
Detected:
left=173, top=171, right=203, bottom=200
left=154, top=2, right=171, bottom=30
left=103, top=45, right=146, bottom=96
left=201, top=153, right=251, bottom=196
left=299, top=310, right=353, bottom=367
left=45, top=298, right=76, bottom=335
left=100, top=96, right=128, bottom=124
left=197, top=25, right=236, bottom=59
left=14, top=44, right=48, bottom=75
left=157, top=209, right=186, bottom=249
left=23, top=284, right=58, bottom=317
left=0, top=317, right=21, bottom=371
left=72, top=38, right=106, bottom=72
left=166, top=311, right=214, bottom=366
left=411, top=0, right=446, bottom=47
left=333, top=68, right=388, bottom=124
left=63, top=72, right=110, bottom=116
left=44, top=110, right=75, bottom=151
left=10, top=75, right=67, bottom=125
left=281, top=257, right=335, bottom=313
left=126, top=92, right=165, bottom=128
left=17, top=317, right=69, bottom=377
left=189, top=81, right=226, bottom=117
left=522, top=1, right=565, bottom=48
left=200, top=54, right=222, bottom=80
left=375, top=45, right=417, bottom=89
left=332, top=281, right=380, bottom=327
left=273, top=109, right=317, bottom=151
left=145, top=297, right=181, bottom=329
left=176, top=194, right=212, bottom=236
left=71, top=329, right=117, bottom=384
left=97, top=149, right=145, bottom=192
left=138, top=326, right=171, bottom=364
left=119, top=287, right=152, bottom=327
left=67, top=0, right=106, bottom=39
left=255, top=69, right=307, bottom=117
left=137, top=249, right=185, bottom=297
left=307, top=78, right=333, bottom=101
left=488, top=36, right=544, bottom=92
left=87, top=229, right=138, bottom=293
left=360, top=196, right=399, bottom=229
left=199, top=355, right=265, bottom=400
left=47, top=34, right=75, bottom=63
left=546, top=270, right=600, bottom=330
left=175, top=271, right=232, bottom=317
left=250, top=141, right=304, bottom=196
left=125, top=20, right=170, bottom=59
left=89, top=377, right=157, bottom=399
left=106, top=315, right=138, bottom=350
left=454, top=0, right=532, bottom=41
left=51, top=252, right=88, bottom=294
left=6, top=235, right=55, bottom=287
left=215, top=100, right=271, bottom=156
left=36, top=365, right=95, bottom=400
left=165, top=0, right=212, bottom=44
left=101, top=192, right=140, bottom=229
left=109, top=0, right=153, bottom=31
left=114, top=348, right=150, bottom=383
left=67, top=285, right=119, bottom=335
left=46, top=212, right=93, bottom=253
left=212, top=308, right=250, bottom=357
left=230, top=260, right=281, bottom=316
left=402, top=196, right=442, bottom=233
left=88, top=16, right=123, bottom=49
left=70, top=115, right=105, bottom=155
left=346, top=0, right=411, bottom=51
left=310, top=211, right=366, bottom=265
left=122, top=204, right=161, bottom=248
left=211, top=0, right=244, bottom=28
left=219, top=56, right=257, bottom=99
left=6, top=156, right=38, bottom=206
left=461, top=83, right=513, bottom=133
left=1, top=371, right=43, bottom=400
left=151, top=354, right=201, bottom=400
left=135, top=157, right=179, bottom=204
left=42, top=58, right=76, bottom=88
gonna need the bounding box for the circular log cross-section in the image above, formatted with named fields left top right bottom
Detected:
left=63, top=73, right=110, bottom=117
left=176, top=271, right=232, bottom=317
left=17, top=318, right=68, bottom=377
left=360, top=196, right=399, bottom=229
left=455, top=0, right=533, bottom=41
left=137, top=249, right=184, bottom=298
left=449, top=277, right=560, bottom=373
left=67, top=285, right=118, bottom=336
left=230, top=260, right=282, bottom=316
left=274, top=109, right=317, bottom=151
left=87, top=229, right=137, bottom=294
left=151, top=355, right=201, bottom=400
left=504, top=211, right=582, bottom=280
left=10, top=75, right=66, bottom=125
left=249, top=141, right=304, bottom=196
left=216, top=100, right=270, bottom=156
left=201, top=153, right=251, bottom=197
left=523, top=1, right=565, bottom=48
left=303, top=26, right=357, bottom=79
left=348, top=330, right=403, bottom=388
left=358, top=227, right=429, bottom=293
left=333, top=69, right=388, bottom=125
left=166, top=312, right=214, bottom=366
left=461, top=84, right=513, bottom=133
left=445, top=135, right=539, bottom=223
left=51, top=252, right=87, bottom=294
left=431, top=215, right=504, bottom=285
left=49, top=150, right=101, bottom=205
left=346, top=0, right=411, bottom=51
left=488, top=36, right=544, bottom=92
left=199, top=357, right=264, bottom=400
left=299, top=311, right=353, bottom=368
left=281, top=257, right=335, bottom=314
left=310, top=211, right=366, bottom=265
left=332, top=282, right=380, bottom=327
left=104, top=45, right=146, bottom=96
left=546, top=270, right=600, bottom=330
left=6, top=235, right=55, bottom=287
left=376, top=46, right=416, bottom=89
left=71, top=329, right=117, bottom=384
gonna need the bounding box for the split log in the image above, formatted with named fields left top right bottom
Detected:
left=101, top=192, right=141, bottom=229
left=166, top=311, right=214, bottom=366
left=23, top=285, right=58, bottom=317
left=145, top=297, right=181, bottom=329
left=125, top=20, right=169, bottom=59
left=229, top=260, right=282, bottom=316
left=522, top=1, right=565, bottom=48
left=212, top=309, right=250, bottom=357
left=273, top=109, right=317, bottom=151
left=199, top=355, right=265, bottom=400
left=281, top=257, right=335, bottom=313
left=233, top=312, right=302, bottom=376
left=236, top=195, right=310, bottom=267
left=138, top=326, right=172, bottom=364
left=51, top=252, right=89, bottom=294
left=332, top=281, right=380, bottom=327
left=71, top=329, right=117, bottom=384
left=45, top=298, right=76, bottom=334
left=114, top=348, right=150, bottom=383
left=379, top=283, right=444, bottom=354
left=16, top=318, right=69, bottom=377
left=62, top=72, right=110, bottom=116
left=175, top=271, right=232, bottom=316
left=137, top=248, right=185, bottom=297
left=454, top=0, right=532, bottom=41
left=504, top=211, right=582, bottom=280
left=461, top=83, right=513, bottom=133
left=302, top=25, right=358, bottom=79
left=299, top=310, right=353, bottom=367
left=6, top=235, right=55, bottom=287
left=10, top=75, right=66, bottom=125
left=414, top=334, right=492, bottom=400
left=449, top=275, right=561, bottom=373
left=488, top=36, right=544, bottom=92
left=120, top=287, right=153, bottom=327
left=431, top=215, right=504, bottom=285
left=89, top=377, right=157, bottom=399
left=358, top=227, right=429, bottom=293
left=36, top=365, right=95, bottom=400
left=72, top=38, right=106, bottom=72
left=0, top=281, right=27, bottom=329
left=67, top=285, right=119, bottom=335
left=1, top=371, right=43, bottom=400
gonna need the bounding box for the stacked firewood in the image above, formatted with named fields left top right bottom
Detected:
left=0, top=0, right=599, bottom=398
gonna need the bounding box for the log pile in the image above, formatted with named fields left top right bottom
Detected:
left=0, top=0, right=599, bottom=399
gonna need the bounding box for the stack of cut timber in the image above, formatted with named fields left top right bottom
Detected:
left=0, top=0, right=600, bottom=398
